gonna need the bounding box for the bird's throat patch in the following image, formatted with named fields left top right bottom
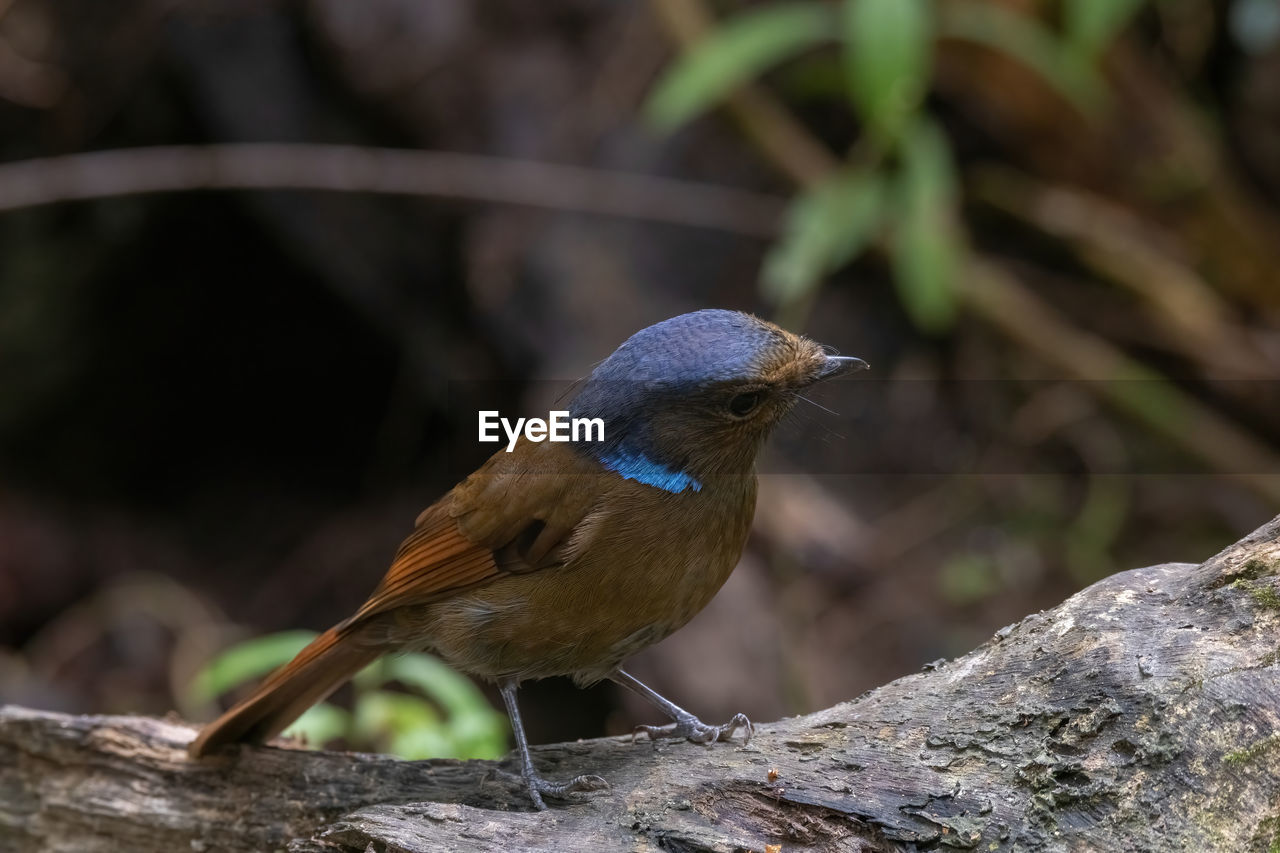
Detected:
left=598, top=448, right=702, bottom=494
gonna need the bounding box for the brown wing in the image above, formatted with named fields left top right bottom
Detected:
left=347, top=440, right=606, bottom=624
left=347, top=507, right=501, bottom=623
left=192, top=443, right=610, bottom=757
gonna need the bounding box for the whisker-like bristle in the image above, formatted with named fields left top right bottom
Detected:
left=794, top=392, right=840, bottom=418
left=784, top=393, right=846, bottom=442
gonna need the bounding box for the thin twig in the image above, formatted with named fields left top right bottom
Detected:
left=0, top=144, right=785, bottom=237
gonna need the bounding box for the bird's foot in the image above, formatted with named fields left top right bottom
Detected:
left=633, top=711, right=753, bottom=745
left=505, top=769, right=610, bottom=811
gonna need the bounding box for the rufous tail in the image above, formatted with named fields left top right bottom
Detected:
left=188, top=625, right=380, bottom=758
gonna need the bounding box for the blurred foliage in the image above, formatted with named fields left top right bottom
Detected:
left=937, top=554, right=1002, bottom=606
left=645, top=4, right=832, bottom=130
left=188, top=632, right=507, bottom=760
left=2, top=0, right=1278, bottom=745
left=646, top=0, right=1153, bottom=331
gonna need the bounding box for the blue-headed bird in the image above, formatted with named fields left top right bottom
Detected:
left=188, top=309, right=867, bottom=809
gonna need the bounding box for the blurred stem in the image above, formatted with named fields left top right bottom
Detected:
left=649, top=0, right=1280, bottom=508
left=0, top=144, right=785, bottom=237
left=651, top=0, right=838, bottom=331
left=973, top=168, right=1274, bottom=379
left=961, top=261, right=1280, bottom=505
left=1108, top=46, right=1280, bottom=315
left=650, top=0, right=835, bottom=187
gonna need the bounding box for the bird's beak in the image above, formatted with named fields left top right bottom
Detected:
left=815, top=355, right=869, bottom=381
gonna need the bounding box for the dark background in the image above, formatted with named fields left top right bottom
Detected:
left=1, top=0, right=1278, bottom=746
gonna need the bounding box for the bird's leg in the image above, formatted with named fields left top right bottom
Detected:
left=611, top=670, right=753, bottom=745
left=497, top=679, right=609, bottom=810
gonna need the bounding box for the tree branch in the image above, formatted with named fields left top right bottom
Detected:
left=0, top=144, right=785, bottom=238
left=4, top=516, right=1278, bottom=852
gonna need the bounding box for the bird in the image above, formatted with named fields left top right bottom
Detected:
left=187, top=308, right=867, bottom=809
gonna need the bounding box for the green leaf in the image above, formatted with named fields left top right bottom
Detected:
left=842, top=0, right=931, bottom=142
left=351, top=657, right=387, bottom=692
left=384, top=654, right=508, bottom=759
left=447, top=707, right=509, bottom=760
left=1065, top=0, right=1146, bottom=58
left=891, top=118, right=962, bottom=332
left=384, top=653, right=494, bottom=719
left=353, top=689, right=444, bottom=756
left=937, top=0, right=1098, bottom=108
left=282, top=702, right=350, bottom=749
left=761, top=171, right=886, bottom=305
left=186, top=630, right=318, bottom=705
left=645, top=3, right=835, bottom=131
left=390, top=725, right=457, bottom=761
left=188, top=634, right=508, bottom=761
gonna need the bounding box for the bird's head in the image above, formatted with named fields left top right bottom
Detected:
left=569, top=309, right=866, bottom=491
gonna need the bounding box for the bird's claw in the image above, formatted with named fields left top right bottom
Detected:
left=632, top=711, right=753, bottom=746
left=505, top=770, right=609, bottom=810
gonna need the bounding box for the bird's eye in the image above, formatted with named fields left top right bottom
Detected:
left=728, top=391, right=761, bottom=417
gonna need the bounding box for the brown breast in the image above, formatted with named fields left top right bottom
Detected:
left=413, top=469, right=758, bottom=685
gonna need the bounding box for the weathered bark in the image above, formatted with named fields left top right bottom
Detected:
left=3, top=517, right=1279, bottom=852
